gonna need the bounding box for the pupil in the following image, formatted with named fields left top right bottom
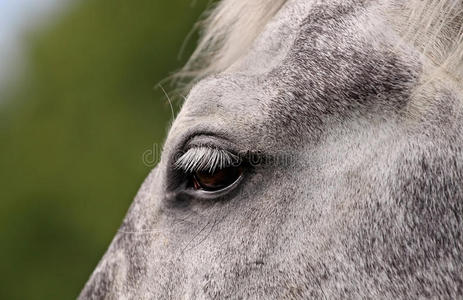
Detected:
left=193, top=166, right=241, bottom=191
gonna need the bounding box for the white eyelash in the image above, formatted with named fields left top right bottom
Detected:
left=175, top=147, right=239, bottom=173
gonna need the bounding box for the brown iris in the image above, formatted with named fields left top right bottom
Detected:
left=192, top=166, right=243, bottom=191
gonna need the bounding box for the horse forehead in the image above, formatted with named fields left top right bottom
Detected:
left=180, top=0, right=361, bottom=107
left=175, top=0, right=412, bottom=145
left=226, top=0, right=379, bottom=75
left=184, top=0, right=391, bottom=105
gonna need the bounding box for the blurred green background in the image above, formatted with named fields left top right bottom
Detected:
left=0, top=0, right=210, bottom=298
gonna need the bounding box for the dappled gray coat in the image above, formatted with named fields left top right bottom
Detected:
left=81, top=0, right=463, bottom=298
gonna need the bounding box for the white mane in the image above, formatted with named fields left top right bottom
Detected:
left=180, top=0, right=463, bottom=90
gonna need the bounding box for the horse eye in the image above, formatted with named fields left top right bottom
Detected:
left=192, top=166, right=243, bottom=191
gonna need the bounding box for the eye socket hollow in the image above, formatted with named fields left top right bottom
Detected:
left=191, top=166, right=243, bottom=192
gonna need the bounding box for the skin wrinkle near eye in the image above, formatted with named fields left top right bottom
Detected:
left=175, top=147, right=240, bottom=173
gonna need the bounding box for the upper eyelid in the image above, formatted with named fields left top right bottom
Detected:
left=174, top=147, right=240, bottom=173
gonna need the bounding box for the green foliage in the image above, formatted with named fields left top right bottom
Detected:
left=0, top=1, right=209, bottom=298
